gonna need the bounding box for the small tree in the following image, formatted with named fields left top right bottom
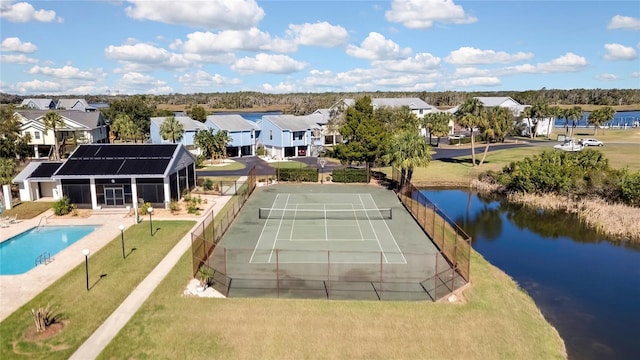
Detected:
left=383, top=129, right=431, bottom=185
left=588, top=107, right=615, bottom=135
left=455, top=97, right=485, bottom=166
left=189, top=105, right=207, bottom=122
left=160, top=116, right=184, bottom=143
left=42, top=111, right=65, bottom=160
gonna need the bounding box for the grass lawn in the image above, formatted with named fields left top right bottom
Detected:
left=1, top=201, right=53, bottom=219
left=0, top=220, right=195, bottom=360
left=268, top=160, right=308, bottom=169
left=198, top=161, right=246, bottom=171
left=98, top=247, right=565, bottom=359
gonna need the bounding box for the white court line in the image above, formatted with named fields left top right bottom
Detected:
left=359, top=194, right=388, bottom=263
left=360, top=193, right=406, bottom=264
left=250, top=193, right=280, bottom=263
left=351, top=203, right=365, bottom=241
left=268, top=194, right=290, bottom=263
left=324, top=204, right=328, bottom=241
left=288, top=203, right=298, bottom=242
left=288, top=238, right=379, bottom=242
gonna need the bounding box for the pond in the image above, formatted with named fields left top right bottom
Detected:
left=420, top=189, right=640, bottom=360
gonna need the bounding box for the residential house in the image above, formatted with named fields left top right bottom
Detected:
left=150, top=116, right=207, bottom=148
left=311, top=108, right=343, bottom=146
left=205, top=115, right=260, bottom=157
left=15, top=110, right=109, bottom=158
left=258, top=114, right=326, bottom=158
left=19, top=98, right=55, bottom=110
left=13, top=144, right=196, bottom=209
left=473, top=97, right=552, bottom=137
left=55, top=98, right=97, bottom=112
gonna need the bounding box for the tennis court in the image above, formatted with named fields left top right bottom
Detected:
left=211, top=184, right=454, bottom=301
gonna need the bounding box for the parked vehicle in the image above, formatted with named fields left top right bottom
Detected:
left=554, top=138, right=583, bottom=152
left=579, top=138, right=604, bottom=147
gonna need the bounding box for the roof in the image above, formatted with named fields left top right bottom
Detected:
left=206, top=114, right=259, bottom=131
left=54, top=144, right=182, bottom=177
left=150, top=116, right=207, bottom=132
left=12, top=161, right=62, bottom=183
left=19, top=99, right=54, bottom=110
left=371, top=98, right=434, bottom=110
left=16, top=110, right=105, bottom=129
left=475, top=97, right=520, bottom=107
left=56, top=99, right=96, bottom=111
left=263, top=114, right=326, bottom=131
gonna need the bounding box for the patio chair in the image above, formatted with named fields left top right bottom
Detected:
left=8, top=214, right=19, bottom=224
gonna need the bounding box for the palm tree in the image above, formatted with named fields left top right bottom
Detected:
left=42, top=111, right=65, bottom=160
left=455, top=97, right=485, bottom=166
left=424, top=112, right=452, bottom=147
left=159, top=116, right=184, bottom=143
left=588, top=107, right=615, bottom=135
left=383, top=129, right=431, bottom=185
left=212, top=130, right=232, bottom=159
left=478, top=107, right=513, bottom=166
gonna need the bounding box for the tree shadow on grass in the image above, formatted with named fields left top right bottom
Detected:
left=438, top=157, right=478, bottom=166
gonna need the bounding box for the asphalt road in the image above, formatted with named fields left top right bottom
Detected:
left=196, top=141, right=537, bottom=177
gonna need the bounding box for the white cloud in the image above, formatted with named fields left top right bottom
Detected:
left=503, top=52, right=588, bottom=74
left=300, top=67, right=439, bottom=92
left=603, top=43, right=637, bottom=61
left=372, top=53, right=441, bottom=72
left=607, top=15, right=640, bottom=31
left=453, top=67, right=491, bottom=77
left=447, top=77, right=501, bottom=88
left=287, top=21, right=349, bottom=47
left=0, top=1, right=62, bottom=23
left=27, top=65, right=104, bottom=80
left=0, top=53, right=38, bottom=64
left=346, top=32, right=412, bottom=60
left=1, top=37, right=37, bottom=52
left=445, top=47, right=534, bottom=65
left=181, top=29, right=296, bottom=55
left=631, top=72, right=640, bottom=78
left=104, top=43, right=191, bottom=70
left=261, top=82, right=296, bottom=93
left=596, top=73, right=618, bottom=81
left=178, top=70, right=241, bottom=89
left=115, top=72, right=172, bottom=94
left=124, top=0, right=264, bottom=30
left=385, top=0, right=476, bottom=29
left=231, top=54, right=307, bottom=74
left=15, top=79, right=63, bottom=94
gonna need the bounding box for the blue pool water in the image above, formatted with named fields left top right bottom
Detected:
left=0, top=225, right=98, bottom=275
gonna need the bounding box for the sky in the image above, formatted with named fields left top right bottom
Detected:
left=0, top=0, right=639, bottom=96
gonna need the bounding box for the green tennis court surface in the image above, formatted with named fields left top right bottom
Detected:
left=212, top=184, right=452, bottom=301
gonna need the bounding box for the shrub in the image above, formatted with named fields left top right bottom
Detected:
left=139, top=201, right=153, bottom=215
left=31, top=304, right=61, bottom=332
left=619, top=170, right=640, bottom=207
left=169, top=200, right=180, bottom=213
left=277, top=168, right=318, bottom=182
left=53, top=197, right=73, bottom=216
left=256, top=146, right=268, bottom=156
left=331, top=168, right=369, bottom=183
left=203, top=178, right=214, bottom=191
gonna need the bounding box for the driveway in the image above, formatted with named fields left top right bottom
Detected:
left=196, top=141, right=538, bottom=177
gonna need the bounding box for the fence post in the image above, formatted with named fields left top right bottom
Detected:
left=327, top=250, right=331, bottom=299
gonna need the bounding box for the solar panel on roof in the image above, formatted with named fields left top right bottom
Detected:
left=69, top=144, right=177, bottom=159
left=30, top=163, right=62, bottom=178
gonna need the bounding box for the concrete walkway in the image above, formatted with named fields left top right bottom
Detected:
left=69, top=190, right=236, bottom=359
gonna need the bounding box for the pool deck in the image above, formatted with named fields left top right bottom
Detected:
left=0, top=193, right=228, bottom=322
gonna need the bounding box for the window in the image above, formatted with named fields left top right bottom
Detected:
left=293, top=131, right=304, bottom=140
left=269, top=130, right=273, bottom=140
left=34, top=131, right=40, bottom=140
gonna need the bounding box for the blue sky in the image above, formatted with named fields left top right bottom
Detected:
left=1, top=0, right=638, bottom=95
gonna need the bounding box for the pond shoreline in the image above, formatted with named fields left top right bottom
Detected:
left=470, top=179, right=640, bottom=242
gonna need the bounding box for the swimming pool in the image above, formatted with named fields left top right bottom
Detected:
left=0, top=225, right=99, bottom=275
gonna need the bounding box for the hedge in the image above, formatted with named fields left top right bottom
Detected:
left=277, top=168, right=318, bottom=182
left=331, top=168, right=369, bottom=183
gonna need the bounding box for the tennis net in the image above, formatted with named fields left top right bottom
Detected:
left=258, top=208, right=392, bottom=220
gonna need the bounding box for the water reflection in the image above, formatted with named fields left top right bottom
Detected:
left=420, top=189, right=640, bottom=360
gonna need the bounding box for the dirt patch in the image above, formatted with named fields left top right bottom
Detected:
left=23, top=321, right=66, bottom=341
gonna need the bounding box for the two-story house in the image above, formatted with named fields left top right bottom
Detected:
left=205, top=115, right=260, bottom=157
left=149, top=116, right=207, bottom=148
left=15, top=110, right=109, bottom=158
left=258, top=114, right=326, bottom=158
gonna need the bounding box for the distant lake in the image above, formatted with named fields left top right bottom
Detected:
left=211, top=111, right=282, bottom=122
left=554, top=110, right=640, bottom=128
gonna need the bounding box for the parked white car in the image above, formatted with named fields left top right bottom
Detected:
left=579, top=138, right=604, bottom=147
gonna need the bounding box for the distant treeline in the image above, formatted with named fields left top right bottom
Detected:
left=2, top=88, right=639, bottom=115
